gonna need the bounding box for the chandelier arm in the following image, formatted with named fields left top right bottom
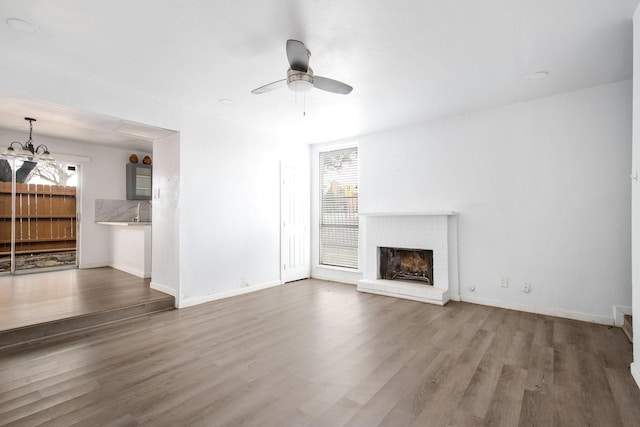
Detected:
left=2, top=141, right=25, bottom=157
left=34, top=144, right=50, bottom=154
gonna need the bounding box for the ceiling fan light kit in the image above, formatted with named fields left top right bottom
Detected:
left=252, top=39, right=353, bottom=96
left=287, top=68, right=314, bottom=93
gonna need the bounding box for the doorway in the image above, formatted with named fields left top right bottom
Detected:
left=0, top=159, right=78, bottom=274
left=280, top=163, right=310, bottom=283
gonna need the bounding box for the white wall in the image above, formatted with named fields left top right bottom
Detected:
left=0, top=129, right=151, bottom=268
left=150, top=132, right=180, bottom=299
left=312, top=81, right=632, bottom=324
left=110, top=225, right=152, bottom=278
left=177, top=111, right=309, bottom=306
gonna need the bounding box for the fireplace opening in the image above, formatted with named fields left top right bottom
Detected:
left=378, top=247, right=433, bottom=285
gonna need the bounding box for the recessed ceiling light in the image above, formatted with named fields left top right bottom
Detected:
left=6, top=18, right=39, bottom=34
left=218, top=99, right=233, bottom=106
left=526, top=71, right=549, bottom=81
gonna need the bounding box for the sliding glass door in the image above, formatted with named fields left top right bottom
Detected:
left=0, top=159, right=78, bottom=274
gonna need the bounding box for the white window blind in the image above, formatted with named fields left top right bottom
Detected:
left=319, top=147, right=359, bottom=269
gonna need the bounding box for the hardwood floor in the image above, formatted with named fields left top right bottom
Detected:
left=0, top=268, right=174, bottom=347
left=0, top=279, right=638, bottom=426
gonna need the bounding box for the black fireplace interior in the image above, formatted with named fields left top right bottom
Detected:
left=378, top=247, right=433, bottom=285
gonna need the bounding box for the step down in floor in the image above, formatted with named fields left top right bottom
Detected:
left=0, top=296, right=174, bottom=348
left=623, top=314, right=633, bottom=343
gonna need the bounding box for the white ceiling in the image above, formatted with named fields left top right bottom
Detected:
left=0, top=0, right=637, bottom=147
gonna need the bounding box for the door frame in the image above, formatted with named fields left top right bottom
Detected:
left=6, top=159, right=80, bottom=275
left=280, top=162, right=310, bottom=283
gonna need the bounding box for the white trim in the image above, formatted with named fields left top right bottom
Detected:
left=52, top=153, right=91, bottom=164
left=317, top=139, right=358, bottom=153
left=150, top=281, right=177, bottom=301
left=177, top=280, right=282, bottom=308
left=315, top=264, right=361, bottom=274
left=109, top=263, right=150, bottom=279
left=359, top=211, right=457, bottom=217
left=614, top=305, right=632, bottom=327
left=79, top=262, right=109, bottom=269
left=631, top=363, right=640, bottom=389
left=461, top=294, right=613, bottom=326
left=280, top=163, right=284, bottom=283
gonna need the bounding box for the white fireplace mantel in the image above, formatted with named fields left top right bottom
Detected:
left=357, top=212, right=459, bottom=305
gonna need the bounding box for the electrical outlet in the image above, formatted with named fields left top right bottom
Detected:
left=522, top=281, right=531, bottom=293
left=500, top=276, right=509, bottom=288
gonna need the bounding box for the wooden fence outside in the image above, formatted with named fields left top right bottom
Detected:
left=0, top=182, right=77, bottom=255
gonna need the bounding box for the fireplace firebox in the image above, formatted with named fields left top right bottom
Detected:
left=378, top=247, right=433, bottom=285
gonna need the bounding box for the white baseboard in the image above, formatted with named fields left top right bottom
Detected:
left=178, top=280, right=282, bottom=309
left=614, top=305, right=632, bottom=327
left=150, top=281, right=177, bottom=301
left=460, top=294, right=613, bottom=326
left=78, top=262, right=109, bottom=270
left=631, top=363, right=640, bottom=390
left=108, top=263, right=150, bottom=279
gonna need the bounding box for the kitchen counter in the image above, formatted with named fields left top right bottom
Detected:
left=97, top=221, right=151, bottom=278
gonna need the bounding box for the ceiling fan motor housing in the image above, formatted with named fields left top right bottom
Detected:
left=287, top=68, right=314, bottom=92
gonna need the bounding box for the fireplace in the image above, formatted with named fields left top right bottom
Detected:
left=379, top=247, right=433, bottom=285
left=357, top=212, right=458, bottom=305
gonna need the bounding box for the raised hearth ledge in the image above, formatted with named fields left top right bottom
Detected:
left=357, top=279, right=450, bottom=306
left=359, top=211, right=457, bottom=216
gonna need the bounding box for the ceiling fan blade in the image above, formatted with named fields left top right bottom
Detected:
left=313, top=76, right=353, bottom=94
left=286, top=39, right=309, bottom=72
left=251, top=79, right=287, bottom=94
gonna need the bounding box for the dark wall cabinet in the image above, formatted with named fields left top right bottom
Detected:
left=126, top=163, right=152, bottom=200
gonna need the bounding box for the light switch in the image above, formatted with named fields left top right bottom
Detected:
left=154, top=188, right=160, bottom=199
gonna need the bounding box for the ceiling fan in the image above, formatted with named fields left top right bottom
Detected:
left=251, top=39, right=353, bottom=95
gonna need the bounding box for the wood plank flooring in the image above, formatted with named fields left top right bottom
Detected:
left=0, top=268, right=175, bottom=347
left=0, top=279, right=638, bottom=426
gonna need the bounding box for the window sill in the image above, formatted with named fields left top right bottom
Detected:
left=315, top=264, right=362, bottom=274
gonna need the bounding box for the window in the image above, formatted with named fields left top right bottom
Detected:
left=319, top=146, right=358, bottom=269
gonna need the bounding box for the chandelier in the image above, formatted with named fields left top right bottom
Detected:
left=3, top=117, right=54, bottom=161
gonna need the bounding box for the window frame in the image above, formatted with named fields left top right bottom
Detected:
left=318, top=145, right=359, bottom=270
